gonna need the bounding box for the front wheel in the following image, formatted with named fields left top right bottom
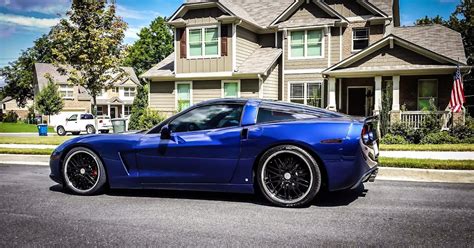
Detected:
left=86, top=125, right=96, bottom=134
left=62, top=147, right=107, bottom=195
left=257, top=145, right=321, bottom=208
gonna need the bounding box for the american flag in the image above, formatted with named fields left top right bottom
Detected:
left=449, top=65, right=465, bottom=113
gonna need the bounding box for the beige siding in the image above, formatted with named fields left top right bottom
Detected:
left=283, top=32, right=329, bottom=70
left=348, top=44, right=442, bottom=68
left=263, top=63, right=279, bottom=100
left=240, top=79, right=259, bottom=98
left=236, top=26, right=259, bottom=67
left=149, top=81, right=175, bottom=114
left=286, top=2, right=332, bottom=20
left=325, top=0, right=372, bottom=17
left=193, top=80, right=221, bottom=104
left=182, top=7, right=225, bottom=25
left=341, top=23, right=385, bottom=59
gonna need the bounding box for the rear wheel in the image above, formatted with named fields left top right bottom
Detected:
left=86, top=125, right=95, bottom=134
left=57, top=126, right=66, bottom=136
left=62, top=147, right=106, bottom=195
left=257, top=145, right=321, bottom=208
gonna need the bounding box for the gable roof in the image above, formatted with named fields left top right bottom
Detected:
left=392, top=24, right=467, bottom=65
left=140, top=52, right=175, bottom=79
left=236, top=47, right=282, bottom=75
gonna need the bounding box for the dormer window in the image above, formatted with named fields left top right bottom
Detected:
left=187, top=26, right=220, bottom=58
left=289, top=29, right=323, bottom=59
left=352, top=28, right=370, bottom=51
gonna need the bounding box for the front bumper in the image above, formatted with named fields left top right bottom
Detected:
left=49, top=152, right=63, bottom=184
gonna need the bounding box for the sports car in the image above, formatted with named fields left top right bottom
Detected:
left=49, top=98, right=379, bottom=207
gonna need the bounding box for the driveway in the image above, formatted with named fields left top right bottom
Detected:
left=0, top=164, right=472, bottom=247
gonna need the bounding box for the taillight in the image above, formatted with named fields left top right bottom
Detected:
left=99, top=120, right=103, bottom=123
left=361, top=124, right=375, bottom=145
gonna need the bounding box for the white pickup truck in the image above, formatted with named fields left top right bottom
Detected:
left=56, top=113, right=111, bottom=136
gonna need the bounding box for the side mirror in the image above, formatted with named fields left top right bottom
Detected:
left=160, top=125, right=171, bottom=140
left=65, top=118, right=69, bottom=122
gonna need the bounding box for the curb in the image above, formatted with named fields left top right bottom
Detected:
left=377, top=167, right=474, bottom=184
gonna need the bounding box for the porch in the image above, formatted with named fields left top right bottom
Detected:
left=96, top=97, right=133, bottom=118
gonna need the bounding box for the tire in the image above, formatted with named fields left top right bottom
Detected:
left=71, top=132, right=80, bottom=135
left=100, top=130, right=109, bottom=134
left=62, top=147, right=107, bottom=195
left=86, top=125, right=96, bottom=134
left=57, top=126, right=66, bottom=136
left=256, top=145, right=321, bottom=208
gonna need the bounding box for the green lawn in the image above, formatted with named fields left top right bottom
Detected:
left=380, top=144, right=474, bottom=152
left=379, top=157, right=474, bottom=170
left=0, top=122, right=54, bottom=133
left=0, top=136, right=72, bottom=145
left=0, top=148, right=54, bottom=155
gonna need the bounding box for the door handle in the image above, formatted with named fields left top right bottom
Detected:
left=241, top=128, right=249, bottom=140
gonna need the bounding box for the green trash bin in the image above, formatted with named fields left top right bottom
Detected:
left=111, top=118, right=127, bottom=133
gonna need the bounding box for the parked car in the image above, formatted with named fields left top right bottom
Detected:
left=97, top=116, right=112, bottom=134
left=55, top=113, right=110, bottom=136
left=49, top=99, right=379, bottom=207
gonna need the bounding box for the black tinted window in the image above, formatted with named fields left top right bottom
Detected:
left=257, top=108, right=316, bottom=124
left=169, top=104, right=243, bottom=132
left=80, top=114, right=94, bottom=120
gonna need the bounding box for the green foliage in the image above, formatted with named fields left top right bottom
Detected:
left=177, top=100, right=190, bottom=112
left=3, top=111, right=18, bottom=123
left=138, top=108, right=166, bottom=130
left=389, top=123, right=424, bottom=144
left=415, top=15, right=446, bottom=25
left=420, top=132, right=460, bottom=144
left=51, top=0, right=127, bottom=112
left=380, top=80, right=393, bottom=136
left=128, top=84, right=149, bottom=130
left=449, top=125, right=473, bottom=140
left=35, top=74, right=64, bottom=121
left=122, top=16, right=173, bottom=75
left=380, top=134, right=408, bottom=144
left=419, top=98, right=441, bottom=132
left=0, top=34, right=57, bottom=107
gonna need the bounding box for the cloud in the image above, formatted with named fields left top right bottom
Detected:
left=0, top=13, right=60, bottom=29
left=116, top=4, right=160, bottom=20
left=438, top=0, right=457, bottom=3
left=0, top=24, right=16, bottom=38
left=124, top=26, right=141, bottom=40
left=0, top=0, right=69, bottom=15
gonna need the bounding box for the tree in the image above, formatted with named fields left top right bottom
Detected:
left=1, top=34, right=56, bottom=107
left=35, top=74, right=64, bottom=125
left=122, top=16, right=173, bottom=129
left=415, top=15, right=445, bottom=26
left=128, top=84, right=148, bottom=130
left=51, top=0, right=127, bottom=118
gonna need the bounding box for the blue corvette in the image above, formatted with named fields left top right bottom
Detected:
left=50, top=99, right=379, bottom=207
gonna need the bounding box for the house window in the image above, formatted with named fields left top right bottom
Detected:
left=97, top=106, right=104, bottom=116
left=123, top=87, right=135, bottom=97
left=290, top=82, right=323, bottom=107
left=112, top=87, right=118, bottom=93
left=124, top=106, right=132, bottom=116
left=176, top=82, right=192, bottom=112
left=289, top=29, right=323, bottom=59
left=352, top=28, right=369, bottom=51
left=59, top=85, right=74, bottom=99
left=188, top=26, right=219, bottom=58
left=418, top=79, right=438, bottom=110
left=222, top=81, right=240, bottom=98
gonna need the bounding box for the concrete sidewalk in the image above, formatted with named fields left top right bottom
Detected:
left=0, top=132, right=58, bottom=137
left=0, top=144, right=57, bottom=149
left=380, top=150, right=474, bottom=160
left=0, top=154, right=473, bottom=183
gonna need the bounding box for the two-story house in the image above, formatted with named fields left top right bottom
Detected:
left=142, top=0, right=470, bottom=127
left=34, top=63, right=139, bottom=126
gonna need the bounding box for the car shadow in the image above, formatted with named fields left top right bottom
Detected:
left=49, top=183, right=367, bottom=208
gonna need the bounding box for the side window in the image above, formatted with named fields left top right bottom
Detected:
left=169, top=104, right=243, bottom=133
left=81, top=114, right=94, bottom=120
left=256, top=108, right=316, bottom=124
left=68, top=114, right=77, bottom=121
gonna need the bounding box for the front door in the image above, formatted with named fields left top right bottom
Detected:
left=135, top=104, right=244, bottom=184
left=347, top=87, right=371, bottom=116
left=110, top=107, right=117, bottom=118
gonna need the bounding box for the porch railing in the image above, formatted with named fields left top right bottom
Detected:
left=400, top=111, right=451, bottom=130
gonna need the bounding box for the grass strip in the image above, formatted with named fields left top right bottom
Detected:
left=0, top=148, right=54, bottom=155
left=0, top=136, right=72, bottom=145
left=379, top=157, right=474, bottom=170
left=380, top=144, right=474, bottom=152
left=0, top=122, right=54, bottom=133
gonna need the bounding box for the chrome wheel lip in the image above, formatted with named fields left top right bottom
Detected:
left=63, top=150, right=100, bottom=194
left=260, top=150, right=313, bottom=205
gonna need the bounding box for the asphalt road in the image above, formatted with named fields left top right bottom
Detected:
left=0, top=164, right=472, bottom=247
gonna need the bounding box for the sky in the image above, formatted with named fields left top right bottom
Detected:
left=0, top=0, right=462, bottom=87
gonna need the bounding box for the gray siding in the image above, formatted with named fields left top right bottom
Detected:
left=325, top=0, right=372, bottom=17
left=150, top=81, right=175, bottom=114
left=330, top=27, right=342, bottom=65
left=182, top=7, right=225, bottom=25
left=263, top=63, right=279, bottom=100
left=236, top=26, right=259, bottom=67
left=193, top=80, right=221, bottom=104
left=284, top=73, right=325, bottom=103
left=240, top=79, right=259, bottom=98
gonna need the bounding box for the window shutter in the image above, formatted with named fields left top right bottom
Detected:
left=221, top=25, right=228, bottom=56
left=179, top=28, right=186, bottom=58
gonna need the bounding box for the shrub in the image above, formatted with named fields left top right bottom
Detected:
left=420, top=132, right=460, bottom=144
left=3, top=111, right=18, bottom=123
left=380, top=134, right=408, bottom=144
left=462, top=137, right=474, bottom=144
left=137, top=108, right=166, bottom=130
left=449, top=125, right=473, bottom=140
left=389, top=123, right=424, bottom=144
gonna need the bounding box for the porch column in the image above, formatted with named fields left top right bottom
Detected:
left=327, top=77, right=337, bottom=111
left=390, top=75, right=401, bottom=124
left=373, top=76, right=382, bottom=115
left=107, top=104, right=110, bottom=117
left=121, top=104, right=125, bottom=118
